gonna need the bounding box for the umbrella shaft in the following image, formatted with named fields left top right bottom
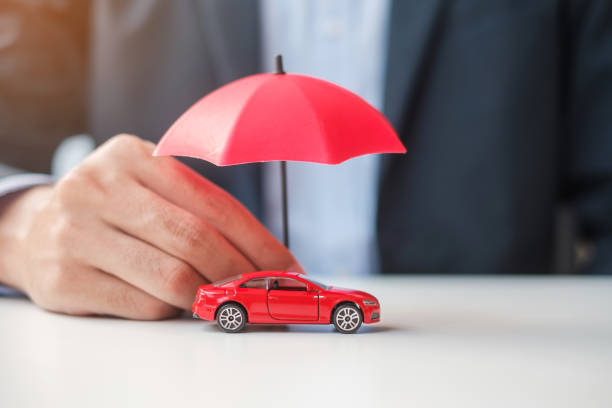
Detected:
left=280, top=161, right=289, bottom=249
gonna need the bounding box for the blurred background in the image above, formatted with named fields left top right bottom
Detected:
left=1, top=0, right=611, bottom=276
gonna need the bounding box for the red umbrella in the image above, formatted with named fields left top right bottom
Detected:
left=155, top=56, right=405, bottom=247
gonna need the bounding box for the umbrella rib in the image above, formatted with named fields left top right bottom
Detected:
left=285, top=78, right=333, bottom=163
left=217, top=75, right=277, bottom=165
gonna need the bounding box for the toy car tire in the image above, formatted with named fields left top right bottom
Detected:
left=216, top=304, right=247, bottom=333
left=332, top=304, right=362, bottom=334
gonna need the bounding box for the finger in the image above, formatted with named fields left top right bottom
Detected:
left=133, top=141, right=302, bottom=272
left=73, top=222, right=209, bottom=310
left=43, top=265, right=180, bottom=320
left=99, top=179, right=256, bottom=282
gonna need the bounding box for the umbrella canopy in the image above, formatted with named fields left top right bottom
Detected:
left=154, top=62, right=405, bottom=165
left=154, top=56, right=405, bottom=248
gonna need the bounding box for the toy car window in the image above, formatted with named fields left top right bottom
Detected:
left=270, top=278, right=306, bottom=291
left=240, top=278, right=268, bottom=289
left=297, top=275, right=328, bottom=290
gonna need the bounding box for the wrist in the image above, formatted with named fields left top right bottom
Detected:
left=0, top=185, right=53, bottom=291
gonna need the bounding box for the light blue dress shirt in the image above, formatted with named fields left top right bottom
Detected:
left=261, top=0, right=391, bottom=276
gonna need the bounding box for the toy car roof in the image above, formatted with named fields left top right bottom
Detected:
left=239, top=270, right=302, bottom=279
left=210, top=271, right=304, bottom=287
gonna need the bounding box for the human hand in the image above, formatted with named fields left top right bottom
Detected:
left=0, top=134, right=301, bottom=319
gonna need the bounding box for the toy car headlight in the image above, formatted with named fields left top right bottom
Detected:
left=363, top=299, right=377, bottom=306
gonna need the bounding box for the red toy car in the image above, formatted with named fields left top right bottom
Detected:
left=192, top=271, right=380, bottom=333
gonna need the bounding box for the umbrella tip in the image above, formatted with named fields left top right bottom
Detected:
left=274, top=54, right=285, bottom=75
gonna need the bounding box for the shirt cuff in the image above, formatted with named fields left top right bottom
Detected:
left=0, top=173, right=55, bottom=297
left=0, top=286, right=25, bottom=297
left=0, top=173, right=55, bottom=197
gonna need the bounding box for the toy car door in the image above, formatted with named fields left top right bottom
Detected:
left=236, top=278, right=269, bottom=321
left=267, top=277, right=318, bottom=320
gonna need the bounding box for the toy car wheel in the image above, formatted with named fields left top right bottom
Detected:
left=333, top=304, right=362, bottom=334
left=216, top=304, right=246, bottom=333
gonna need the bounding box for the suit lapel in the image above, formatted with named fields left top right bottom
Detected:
left=380, top=0, right=447, bottom=178
left=383, top=0, right=446, bottom=128
left=192, top=0, right=264, bottom=217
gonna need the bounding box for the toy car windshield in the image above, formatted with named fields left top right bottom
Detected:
left=297, top=274, right=329, bottom=290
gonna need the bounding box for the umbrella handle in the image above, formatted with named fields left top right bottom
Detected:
left=276, top=55, right=288, bottom=248
left=280, top=160, right=289, bottom=249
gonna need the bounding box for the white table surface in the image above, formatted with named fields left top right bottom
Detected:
left=1, top=276, right=611, bottom=408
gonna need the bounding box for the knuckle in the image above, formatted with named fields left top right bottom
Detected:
left=97, top=166, right=124, bottom=189
left=104, top=134, right=152, bottom=158
left=165, top=216, right=207, bottom=252
left=112, top=288, right=175, bottom=320
left=30, top=293, right=58, bottom=313
left=162, top=261, right=195, bottom=299
left=75, top=163, right=107, bottom=194
left=50, top=215, right=79, bottom=255
left=41, top=267, right=73, bottom=303
left=52, top=163, right=106, bottom=204
left=27, top=281, right=54, bottom=311
left=113, top=286, right=138, bottom=312
left=137, top=139, right=156, bottom=156
left=140, top=300, right=178, bottom=321
left=54, top=173, right=86, bottom=207
left=109, top=133, right=139, bottom=150
left=25, top=263, right=84, bottom=316
left=204, top=194, right=233, bottom=226
left=85, top=154, right=128, bottom=190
